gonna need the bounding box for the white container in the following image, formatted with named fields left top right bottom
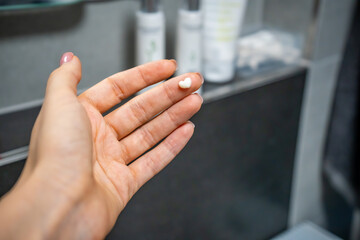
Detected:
left=176, top=0, right=203, bottom=94
left=202, top=0, right=248, bottom=83
left=136, top=0, right=165, bottom=94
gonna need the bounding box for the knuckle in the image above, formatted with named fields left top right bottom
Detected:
left=164, top=137, right=178, bottom=157
left=107, top=76, right=126, bottom=101
left=49, top=68, right=61, bottom=81
left=165, top=110, right=179, bottom=127
left=140, top=127, right=157, bottom=149
left=135, top=66, right=148, bottom=85
left=48, top=68, right=81, bottom=84
left=130, top=99, right=148, bottom=125
left=120, top=143, right=131, bottom=163
left=70, top=69, right=82, bottom=81
left=162, top=83, right=176, bottom=105
left=144, top=155, right=159, bottom=176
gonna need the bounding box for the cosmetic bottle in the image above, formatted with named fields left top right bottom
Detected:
left=136, top=0, right=165, bottom=94
left=202, top=0, right=248, bottom=83
left=176, top=0, right=203, bottom=93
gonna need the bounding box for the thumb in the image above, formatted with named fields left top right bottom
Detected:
left=46, top=52, right=82, bottom=97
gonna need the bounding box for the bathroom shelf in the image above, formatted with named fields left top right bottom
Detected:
left=0, top=0, right=82, bottom=12
left=203, top=61, right=308, bottom=104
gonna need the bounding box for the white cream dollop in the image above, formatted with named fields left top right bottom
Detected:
left=179, top=77, right=192, bottom=89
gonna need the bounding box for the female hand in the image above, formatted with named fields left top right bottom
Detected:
left=0, top=52, right=203, bottom=239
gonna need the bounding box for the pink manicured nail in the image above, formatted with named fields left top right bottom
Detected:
left=60, top=52, right=74, bottom=65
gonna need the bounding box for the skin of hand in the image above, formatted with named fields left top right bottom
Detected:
left=0, top=52, right=203, bottom=239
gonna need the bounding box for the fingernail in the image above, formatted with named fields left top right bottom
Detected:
left=168, top=59, right=178, bottom=72
left=169, top=59, right=177, bottom=66
left=195, top=72, right=204, bottom=84
left=193, top=92, right=203, bottom=103
left=60, top=52, right=74, bottom=66
left=188, top=121, right=195, bottom=128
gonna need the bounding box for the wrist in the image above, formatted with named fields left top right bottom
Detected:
left=0, top=174, right=79, bottom=239
left=0, top=185, right=46, bottom=239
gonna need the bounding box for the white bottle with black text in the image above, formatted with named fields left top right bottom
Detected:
left=176, top=0, right=202, bottom=94
left=136, top=0, right=165, bottom=94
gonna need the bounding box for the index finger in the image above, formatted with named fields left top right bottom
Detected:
left=78, top=59, right=177, bottom=113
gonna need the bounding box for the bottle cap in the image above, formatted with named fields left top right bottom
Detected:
left=141, top=0, right=160, bottom=13
left=183, top=0, right=200, bottom=11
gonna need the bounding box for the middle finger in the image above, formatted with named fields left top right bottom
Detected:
left=105, top=73, right=203, bottom=140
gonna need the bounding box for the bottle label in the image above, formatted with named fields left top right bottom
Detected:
left=136, top=26, right=165, bottom=65
left=203, top=0, right=247, bottom=61
left=177, top=22, right=202, bottom=74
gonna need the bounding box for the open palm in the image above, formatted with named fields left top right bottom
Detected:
left=10, top=54, right=202, bottom=239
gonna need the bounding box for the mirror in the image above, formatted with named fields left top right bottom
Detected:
left=0, top=0, right=82, bottom=11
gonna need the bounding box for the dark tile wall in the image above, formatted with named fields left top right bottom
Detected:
left=107, top=70, right=306, bottom=240
left=0, top=106, right=40, bottom=153
left=0, top=160, right=25, bottom=197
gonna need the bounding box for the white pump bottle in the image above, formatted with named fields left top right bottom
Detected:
left=136, top=0, right=165, bottom=94
left=176, top=0, right=203, bottom=94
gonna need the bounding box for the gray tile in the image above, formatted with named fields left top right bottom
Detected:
left=263, top=0, right=315, bottom=35
left=290, top=56, right=342, bottom=226
left=241, top=0, right=265, bottom=35
left=0, top=160, right=25, bottom=197
left=0, top=1, right=140, bottom=108
left=273, top=222, right=342, bottom=240
left=312, top=0, right=356, bottom=60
